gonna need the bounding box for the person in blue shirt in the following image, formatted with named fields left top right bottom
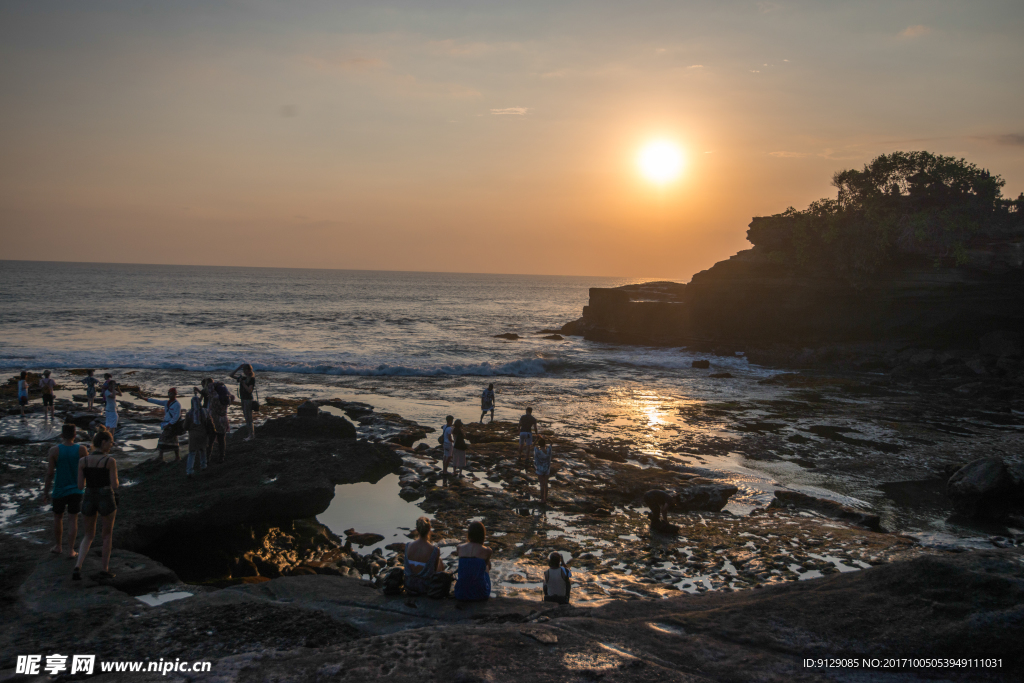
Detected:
left=81, top=369, right=100, bottom=412
left=146, top=388, right=182, bottom=464
left=453, top=521, right=492, bottom=602
left=42, top=423, right=88, bottom=557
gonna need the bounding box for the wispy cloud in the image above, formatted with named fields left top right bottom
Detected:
left=490, top=107, right=528, bottom=115
left=981, top=133, right=1024, bottom=147
left=687, top=64, right=704, bottom=69
left=757, top=2, right=780, bottom=13
left=900, top=25, right=931, bottom=38
left=770, top=151, right=809, bottom=158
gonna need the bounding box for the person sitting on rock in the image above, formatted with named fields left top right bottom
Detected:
left=643, top=489, right=678, bottom=526
left=453, top=521, right=492, bottom=602
left=543, top=552, right=572, bottom=604
left=404, top=517, right=443, bottom=595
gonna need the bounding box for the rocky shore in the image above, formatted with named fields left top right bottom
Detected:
left=2, top=386, right=1023, bottom=680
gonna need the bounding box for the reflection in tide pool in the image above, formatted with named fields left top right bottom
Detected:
left=317, top=474, right=425, bottom=555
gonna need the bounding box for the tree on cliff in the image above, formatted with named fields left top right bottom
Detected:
left=748, top=151, right=1023, bottom=280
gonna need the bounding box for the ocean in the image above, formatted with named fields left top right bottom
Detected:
left=0, top=260, right=994, bottom=541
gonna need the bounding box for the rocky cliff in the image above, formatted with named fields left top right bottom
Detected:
left=562, top=168, right=1024, bottom=378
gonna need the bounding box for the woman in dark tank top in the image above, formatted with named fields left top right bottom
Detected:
left=72, top=430, right=119, bottom=581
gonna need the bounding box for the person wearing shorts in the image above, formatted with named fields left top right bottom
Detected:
left=43, top=424, right=88, bottom=557
left=73, top=430, right=119, bottom=581
left=517, top=407, right=538, bottom=462
left=480, top=383, right=495, bottom=423
left=82, top=370, right=99, bottom=411
left=39, top=370, right=56, bottom=421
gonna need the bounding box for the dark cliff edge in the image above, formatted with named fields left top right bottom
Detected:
left=562, top=153, right=1024, bottom=381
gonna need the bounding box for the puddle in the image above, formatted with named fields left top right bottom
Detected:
left=135, top=591, right=194, bottom=607
left=317, top=473, right=428, bottom=555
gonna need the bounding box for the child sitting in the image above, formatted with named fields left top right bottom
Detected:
left=543, top=552, right=571, bottom=604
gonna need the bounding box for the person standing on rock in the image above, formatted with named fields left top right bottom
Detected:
left=441, top=415, right=454, bottom=485
left=39, top=370, right=56, bottom=422
left=42, top=423, right=88, bottom=557
left=480, top=383, right=495, bottom=423
left=453, top=521, right=492, bottom=602
left=533, top=436, right=554, bottom=505
left=404, top=517, right=444, bottom=596
left=185, top=388, right=212, bottom=479
left=208, top=382, right=233, bottom=463
left=101, top=374, right=121, bottom=437
left=229, top=363, right=257, bottom=442
left=146, top=388, right=182, bottom=464
left=517, top=407, right=538, bottom=463
left=451, top=419, right=469, bottom=480
left=642, top=489, right=678, bottom=528
left=17, top=370, right=29, bottom=422
left=73, top=429, right=119, bottom=581
left=81, top=369, right=100, bottom=412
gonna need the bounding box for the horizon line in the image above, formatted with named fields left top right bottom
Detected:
left=0, top=258, right=684, bottom=282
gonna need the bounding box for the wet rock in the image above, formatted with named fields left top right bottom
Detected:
left=947, top=457, right=1024, bottom=520
left=709, top=372, right=734, bottom=379
left=296, top=401, right=320, bottom=418
left=345, top=529, right=386, bottom=546
left=980, top=330, right=1023, bottom=358
left=542, top=334, right=564, bottom=341
left=257, top=412, right=356, bottom=440
left=588, top=448, right=627, bottom=463
left=400, top=487, right=423, bottom=501
left=692, top=360, right=711, bottom=369
left=675, top=483, right=738, bottom=512
left=772, top=490, right=883, bottom=531
left=493, top=332, right=520, bottom=340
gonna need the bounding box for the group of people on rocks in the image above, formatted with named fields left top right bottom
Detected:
left=34, top=364, right=260, bottom=582
left=397, top=516, right=572, bottom=604
left=440, top=389, right=555, bottom=505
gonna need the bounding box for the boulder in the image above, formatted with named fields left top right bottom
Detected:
left=709, top=372, right=734, bottom=379
left=675, top=483, right=738, bottom=512
left=257, top=412, right=356, bottom=440
left=947, top=457, right=1024, bottom=520
left=493, top=333, right=520, bottom=340
left=542, top=334, right=564, bottom=340
left=344, top=529, right=385, bottom=546
left=691, top=360, right=711, bottom=369
left=296, top=401, right=320, bottom=418
left=771, top=490, right=883, bottom=530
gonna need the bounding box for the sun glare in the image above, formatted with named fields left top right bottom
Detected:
left=637, top=140, right=684, bottom=184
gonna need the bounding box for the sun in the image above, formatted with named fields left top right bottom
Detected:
left=637, top=140, right=684, bottom=184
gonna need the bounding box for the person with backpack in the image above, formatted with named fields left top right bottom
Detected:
left=39, top=370, right=57, bottom=422
left=479, top=383, right=495, bottom=423
left=208, top=381, right=233, bottom=463
left=146, top=387, right=182, bottom=464
left=543, top=552, right=572, bottom=604
left=42, top=423, right=88, bottom=557
left=185, top=388, right=213, bottom=478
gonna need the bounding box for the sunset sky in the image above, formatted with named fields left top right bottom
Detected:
left=2, top=0, right=1022, bottom=278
